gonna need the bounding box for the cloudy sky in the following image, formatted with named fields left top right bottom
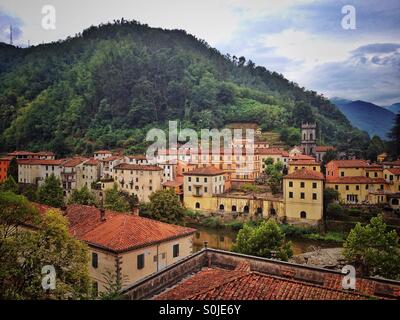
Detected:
left=1, top=0, right=399, bottom=105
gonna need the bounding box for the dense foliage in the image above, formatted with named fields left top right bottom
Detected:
left=0, top=20, right=366, bottom=156
left=37, top=174, right=65, bottom=208
left=142, top=189, right=185, bottom=224
left=0, top=192, right=90, bottom=299
left=233, top=219, right=293, bottom=261
left=343, top=215, right=400, bottom=280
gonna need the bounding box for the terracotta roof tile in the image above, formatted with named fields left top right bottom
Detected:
left=289, top=159, right=320, bottom=165
left=99, top=156, right=122, bottom=162
left=84, top=158, right=99, bottom=166
left=94, top=150, right=112, bottom=154
left=328, top=160, right=370, bottom=168
left=386, top=168, right=400, bottom=175
left=284, top=168, right=324, bottom=181
left=65, top=205, right=195, bottom=252
left=258, top=148, right=286, bottom=156
left=155, top=267, right=372, bottom=300
left=315, top=146, right=336, bottom=152
left=114, top=163, right=163, bottom=171
left=63, top=157, right=88, bottom=167
left=290, top=154, right=316, bottom=160
left=17, top=159, right=64, bottom=166
left=182, top=166, right=225, bottom=176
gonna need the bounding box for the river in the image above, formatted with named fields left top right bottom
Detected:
left=191, top=225, right=338, bottom=255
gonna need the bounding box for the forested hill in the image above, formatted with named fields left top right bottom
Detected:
left=0, top=20, right=368, bottom=156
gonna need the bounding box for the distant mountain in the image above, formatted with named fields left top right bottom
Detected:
left=385, top=103, right=400, bottom=114
left=331, top=99, right=395, bottom=139
left=330, top=97, right=352, bottom=106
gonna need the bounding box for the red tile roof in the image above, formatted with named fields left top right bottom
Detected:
left=290, top=154, right=316, bottom=160
left=383, top=160, right=400, bottom=167
left=182, top=166, right=225, bottom=176
left=126, top=155, right=148, bottom=160
left=114, top=163, right=163, bottom=171
left=386, top=168, right=400, bottom=175
left=284, top=168, right=324, bottom=181
left=99, top=156, right=122, bottom=162
left=154, top=266, right=372, bottom=300
left=94, top=150, right=112, bottom=154
left=289, top=159, right=320, bottom=165
left=17, top=159, right=64, bottom=166
left=84, top=158, right=99, bottom=166
left=328, top=160, right=369, bottom=168
left=65, top=205, right=196, bottom=252
left=326, top=176, right=388, bottom=184
left=163, top=178, right=183, bottom=187
left=63, top=157, right=88, bottom=167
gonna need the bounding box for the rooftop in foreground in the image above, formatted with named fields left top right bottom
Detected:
left=122, top=249, right=400, bottom=300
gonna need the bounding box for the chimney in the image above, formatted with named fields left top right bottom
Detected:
left=100, top=208, right=106, bottom=222
left=132, top=206, right=139, bottom=216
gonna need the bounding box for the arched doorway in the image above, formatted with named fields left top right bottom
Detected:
left=219, top=204, right=225, bottom=211
left=300, top=211, right=307, bottom=219
left=231, top=205, right=237, bottom=212
left=195, top=202, right=200, bottom=209
left=243, top=206, right=249, bottom=214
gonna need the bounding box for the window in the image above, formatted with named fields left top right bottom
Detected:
left=92, top=252, right=98, bottom=269
left=300, top=182, right=305, bottom=188
left=356, top=185, right=359, bottom=190
left=188, top=186, right=191, bottom=192
left=312, top=182, right=317, bottom=188
left=232, top=205, right=237, bottom=212
left=173, top=244, right=179, bottom=258
left=312, top=193, right=317, bottom=200
left=335, top=185, right=338, bottom=190
left=195, top=202, right=200, bottom=209
left=219, top=204, right=224, bottom=211
left=243, top=206, right=249, bottom=214
left=346, top=185, right=349, bottom=191
left=196, top=177, right=199, bottom=182
left=341, top=172, right=344, bottom=177
left=137, top=254, right=145, bottom=270
left=313, top=167, right=316, bottom=171
left=366, top=184, right=369, bottom=190
left=366, top=172, right=369, bottom=177
left=289, top=181, right=293, bottom=187
left=300, top=211, right=307, bottom=219
left=289, top=192, right=293, bottom=198
left=204, top=187, right=208, bottom=193
left=204, top=177, right=208, bottom=183
left=300, top=192, right=305, bottom=199
left=188, top=177, right=191, bottom=182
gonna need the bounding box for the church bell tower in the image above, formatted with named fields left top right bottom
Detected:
left=301, top=122, right=316, bottom=156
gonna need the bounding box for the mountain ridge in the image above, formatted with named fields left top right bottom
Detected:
left=0, top=20, right=368, bottom=156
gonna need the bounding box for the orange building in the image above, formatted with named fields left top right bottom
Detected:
left=0, top=156, right=13, bottom=182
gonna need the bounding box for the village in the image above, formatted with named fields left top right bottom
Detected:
left=1, top=122, right=400, bottom=299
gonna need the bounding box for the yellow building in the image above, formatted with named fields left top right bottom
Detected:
left=183, top=166, right=230, bottom=211
left=65, top=204, right=196, bottom=294
left=258, top=148, right=289, bottom=171
left=112, top=163, right=164, bottom=202
left=288, top=159, right=321, bottom=173
left=283, top=168, right=324, bottom=225
left=326, top=160, right=389, bottom=204
left=384, top=168, right=400, bottom=193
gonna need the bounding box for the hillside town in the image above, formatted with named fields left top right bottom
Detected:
left=1, top=122, right=400, bottom=299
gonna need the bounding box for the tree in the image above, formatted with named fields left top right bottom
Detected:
left=233, top=220, right=293, bottom=261
left=321, top=149, right=337, bottom=174
left=0, top=191, right=40, bottom=241
left=387, top=114, right=400, bottom=159
left=343, top=215, right=400, bottom=280
left=292, top=101, right=315, bottom=126
left=68, top=185, right=97, bottom=206
left=146, top=189, right=185, bottom=224
left=0, top=208, right=91, bottom=299
left=365, top=135, right=385, bottom=161
left=0, top=176, right=18, bottom=194
left=37, top=174, right=65, bottom=208
left=6, top=157, right=18, bottom=182
left=323, top=188, right=339, bottom=210
left=104, top=183, right=130, bottom=212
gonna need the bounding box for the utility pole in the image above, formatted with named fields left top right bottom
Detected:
left=9, top=25, right=13, bottom=45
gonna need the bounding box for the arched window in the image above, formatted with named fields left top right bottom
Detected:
left=219, top=204, right=225, bottom=211
left=232, top=205, right=237, bottom=212
left=300, top=211, right=307, bottom=219
left=243, top=206, right=249, bottom=214
left=256, top=207, right=263, bottom=215
left=310, top=133, right=313, bottom=140
left=303, top=133, right=306, bottom=140
left=195, top=202, right=200, bottom=209
left=270, top=208, right=276, bottom=216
